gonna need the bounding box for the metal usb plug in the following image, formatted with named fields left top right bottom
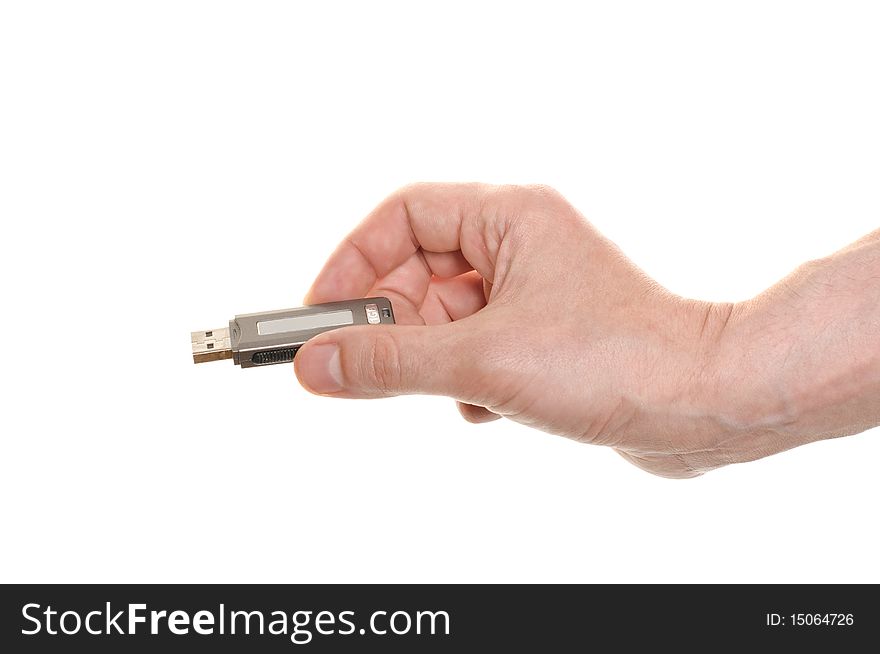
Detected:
left=191, top=297, right=395, bottom=369
left=191, top=327, right=233, bottom=364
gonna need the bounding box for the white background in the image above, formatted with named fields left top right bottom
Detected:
left=1, top=1, right=878, bottom=583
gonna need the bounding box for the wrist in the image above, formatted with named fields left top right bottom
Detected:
left=697, top=248, right=880, bottom=461
left=729, top=259, right=880, bottom=442
left=690, top=299, right=806, bottom=459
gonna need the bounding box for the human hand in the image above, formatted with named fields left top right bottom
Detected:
left=295, top=184, right=880, bottom=477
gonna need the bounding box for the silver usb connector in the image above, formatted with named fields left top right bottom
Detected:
left=191, top=327, right=233, bottom=364
left=191, top=297, right=395, bottom=369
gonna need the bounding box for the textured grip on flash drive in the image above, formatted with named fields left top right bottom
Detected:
left=250, top=347, right=300, bottom=366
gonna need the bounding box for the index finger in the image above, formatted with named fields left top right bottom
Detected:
left=305, top=183, right=501, bottom=304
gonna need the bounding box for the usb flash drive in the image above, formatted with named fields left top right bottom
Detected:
left=191, top=297, right=395, bottom=368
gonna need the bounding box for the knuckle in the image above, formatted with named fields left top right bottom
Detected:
left=387, top=183, right=432, bottom=219
left=492, top=183, right=562, bottom=204
left=522, top=183, right=563, bottom=202
left=362, top=332, right=403, bottom=394
left=510, top=185, right=580, bottom=230
left=395, top=181, right=430, bottom=198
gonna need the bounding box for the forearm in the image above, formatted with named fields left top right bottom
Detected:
left=715, top=231, right=880, bottom=454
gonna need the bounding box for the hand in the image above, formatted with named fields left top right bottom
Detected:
left=295, top=184, right=880, bottom=478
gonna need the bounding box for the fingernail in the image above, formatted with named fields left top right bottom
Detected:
left=298, top=343, right=343, bottom=394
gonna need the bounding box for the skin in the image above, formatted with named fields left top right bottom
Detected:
left=294, top=183, right=880, bottom=478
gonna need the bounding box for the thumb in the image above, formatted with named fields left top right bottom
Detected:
left=294, top=324, right=472, bottom=399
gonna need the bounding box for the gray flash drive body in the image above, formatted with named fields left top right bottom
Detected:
left=191, top=297, right=395, bottom=368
